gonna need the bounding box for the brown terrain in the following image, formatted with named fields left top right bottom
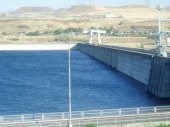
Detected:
left=0, top=4, right=170, bottom=51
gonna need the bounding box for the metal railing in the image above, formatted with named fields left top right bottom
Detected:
left=0, top=112, right=170, bottom=127
left=0, top=105, right=170, bottom=123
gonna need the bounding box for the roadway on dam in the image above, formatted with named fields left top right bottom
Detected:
left=102, top=44, right=170, bottom=57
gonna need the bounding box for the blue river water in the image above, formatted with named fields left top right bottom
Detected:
left=0, top=50, right=170, bottom=115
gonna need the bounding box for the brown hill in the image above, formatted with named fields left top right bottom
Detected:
left=15, top=6, right=55, bottom=13
left=62, top=4, right=107, bottom=14
left=120, top=4, right=150, bottom=9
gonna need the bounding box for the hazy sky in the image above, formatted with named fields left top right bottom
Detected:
left=0, top=0, right=169, bottom=12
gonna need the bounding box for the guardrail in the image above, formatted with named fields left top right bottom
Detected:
left=0, top=112, right=170, bottom=127
left=0, top=105, right=170, bottom=123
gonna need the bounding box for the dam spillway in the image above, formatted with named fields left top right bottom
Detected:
left=77, top=43, right=170, bottom=98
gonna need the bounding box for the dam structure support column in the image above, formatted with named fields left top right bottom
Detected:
left=89, top=30, right=106, bottom=45
left=77, top=43, right=170, bottom=98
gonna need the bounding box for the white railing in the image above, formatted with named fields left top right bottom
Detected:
left=0, top=106, right=170, bottom=123
left=0, top=112, right=170, bottom=127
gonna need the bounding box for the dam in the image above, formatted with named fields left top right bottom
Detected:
left=77, top=43, right=170, bottom=98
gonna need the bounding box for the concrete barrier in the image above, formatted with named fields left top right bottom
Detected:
left=77, top=43, right=170, bottom=98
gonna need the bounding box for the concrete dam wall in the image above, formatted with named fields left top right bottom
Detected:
left=77, top=43, right=170, bottom=98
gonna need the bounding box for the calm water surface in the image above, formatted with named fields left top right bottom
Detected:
left=0, top=50, right=170, bottom=115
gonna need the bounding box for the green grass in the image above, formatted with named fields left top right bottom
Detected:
left=155, top=124, right=170, bottom=127
left=86, top=124, right=97, bottom=127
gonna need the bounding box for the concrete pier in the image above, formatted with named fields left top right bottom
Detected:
left=77, top=43, right=170, bottom=98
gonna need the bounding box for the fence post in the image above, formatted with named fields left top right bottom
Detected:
left=81, top=111, right=84, bottom=118
left=0, top=116, right=1, bottom=121
left=21, top=115, right=24, bottom=121
left=0, top=116, right=3, bottom=121
left=149, top=116, right=151, bottom=123
left=42, top=114, right=44, bottom=121
left=137, top=108, right=140, bottom=114
left=132, top=117, right=134, bottom=124
left=62, top=113, right=64, bottom=119
left=96, top=118, right=99, bottom=127
left=79, top=120, right=81, bottom=127
left=119, top=109, right=122, bottom=116
left=154, top=107, right=157, bottom=113
left=114, top=118, right=116, bottom=127
left=100, top=110, right=103, bottom=116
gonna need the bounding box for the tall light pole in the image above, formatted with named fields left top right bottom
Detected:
left=157, top=5, right=167, bottom=57
left=68, top=43, right=72, bottom=127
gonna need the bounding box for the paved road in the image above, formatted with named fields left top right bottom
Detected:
left=101, top=45, right=170, bottom=57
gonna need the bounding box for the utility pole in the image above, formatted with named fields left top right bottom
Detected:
left=157, top=5, right=167, bottom=57
left=68, top=42, right=72, bottom=127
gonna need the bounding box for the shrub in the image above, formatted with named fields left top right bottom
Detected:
left=9, top=38, right=19, bottom=41
left=53, top=28, right=65, bottom=35
left=65, top=27, right=83, bottom=34
left=2, top=32, right=7, bottom=35
left=43, top=31, right=52, bottom=35
left=26, top=31, right=40, bottom=36
left=54, top=33, right=73, bottom=42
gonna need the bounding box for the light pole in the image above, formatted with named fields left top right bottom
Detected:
left=68, top=43, right=72, bottom=127
left=157, top=5, right=167, bottom=57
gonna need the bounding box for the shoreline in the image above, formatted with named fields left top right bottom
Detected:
left=0, top=43, right=77, bottom=50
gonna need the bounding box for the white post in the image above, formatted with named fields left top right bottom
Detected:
left=154, top=107, right=157, bottom=113
left=89, top=31, right=93, bottom=44
left=100, top=110, right=103, bottom=116
left=42, top=114, right=44, bottom=121
left=158, top=6, right=161, bottom=46
left=96, top=118, right=99, bottom=127
left=0, top=116, right=3, bottom=121
left=81, top=111, right=84, bottom=118
left=68, top=46, right=72, bottom=127
left=62, top=113, right=65, bottom=119
left=119, top=109, right=122, bottom=116
left=97, top=32, right=101, bottom=45
left=137, top=108, right=140, bottom=114
left=21, top=115, right=24, bottom=121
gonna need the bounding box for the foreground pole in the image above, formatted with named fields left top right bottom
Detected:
left=68, top=47, right=72, bottom=127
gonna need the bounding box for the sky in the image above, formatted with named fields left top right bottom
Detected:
left=0, top=0, right=169, bottom=12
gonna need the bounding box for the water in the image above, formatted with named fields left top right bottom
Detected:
left=0, top=50, right=169, bottom=115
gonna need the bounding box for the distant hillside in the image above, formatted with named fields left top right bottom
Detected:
left=67, top=4, right=105, bottom=13
left=12, top=4, right=154, bottom=15
left=15, top=6, right=55, bottom=13
left=120, top=4, right=150, bottom=8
